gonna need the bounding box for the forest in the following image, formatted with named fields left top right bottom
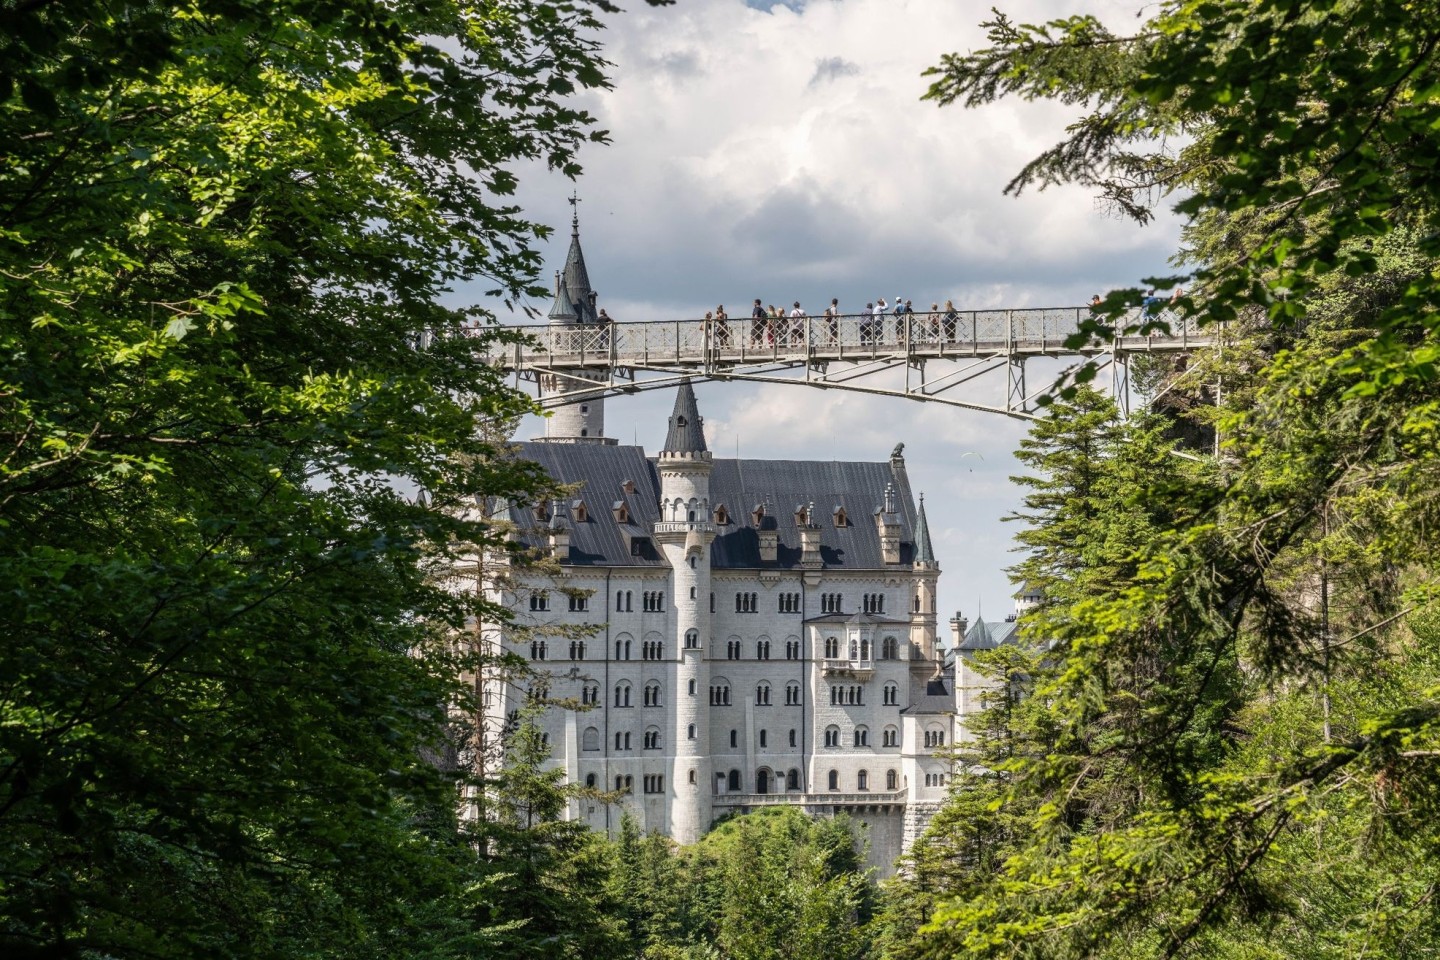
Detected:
left=4, top=1, right=1440, bottom=958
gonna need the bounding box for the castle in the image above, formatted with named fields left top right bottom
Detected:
left=482, top=213, right=1017, bottom=872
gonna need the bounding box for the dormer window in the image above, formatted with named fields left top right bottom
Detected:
left=533, top=503, right=549, bottom=521
left=571, top=499, right=588, bottom=523
left=714, top=504, right=729, bottom=525
left=751, top=503, right=765, bottom=527
left=833, top=505, right=848, bottom=527
left=612, top=500, right=629, bottom=524
left=675, top=415, right=687, bottom=428
left=794, top=504, right=808, bottom=526
left=622, top=479, right=637, bottom=495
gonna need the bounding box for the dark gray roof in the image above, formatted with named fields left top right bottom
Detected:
left=663, top=380, right=707, bottom=454
left=562, top=215, right=596, bottom=323
left=547, top=274, right=577, bottom=322
left=708, top=457, right=919, bottom=569
left=506, top=443, right=923, bottom=570
left=914, top=494, right=935, bottom=565
left=900, top=676, right=954, bottom=715
left=506, top=443, right=664, bottom=566
left=960, top=618, right=1021, bottom=651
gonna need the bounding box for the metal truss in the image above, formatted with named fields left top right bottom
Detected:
left=478, top=307, right=1214, bottom=421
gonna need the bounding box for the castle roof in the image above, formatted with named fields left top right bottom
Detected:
left=662, top=379, right=707, bottom=454
left=503, top=442, right=924, bottom=569
left=913, top=494, right=935, bottom=565
left=960, top=617, right=1021, bottom=651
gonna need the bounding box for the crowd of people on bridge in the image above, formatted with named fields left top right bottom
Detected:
left=699, top=297, right=965, bottom=349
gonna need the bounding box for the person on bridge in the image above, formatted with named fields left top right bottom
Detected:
left=715, top=305, right=731, bottom=347
left=825, top=298, right=840, bottom=343
left=751, top=299, right=765, bottom=346
left=862, top=303, right=875, bottom=344
left=929, top=303, right=941, bottom=341
left=943, top=300, right=959, bottom=341
left=766, top=305, right=780, bottom=345
left=871, top=299, right=886, bottom=345
left=789, top=301, right=806, bottom=346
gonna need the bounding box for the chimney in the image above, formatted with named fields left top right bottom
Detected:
left=547, top=504, right=570, bottom=561
left=949, top=610, right=968, bottom=648
left=798, top=501, right=822, bottom=567
left=875, top=483, right=901, bottom=564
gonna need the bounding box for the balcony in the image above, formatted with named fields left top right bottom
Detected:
left=821, top=657, right=874, bottom=678
left=712, top=790, right=907, bottom=808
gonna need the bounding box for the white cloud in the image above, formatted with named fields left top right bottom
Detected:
left=495, top=0, right=1183, bottom=626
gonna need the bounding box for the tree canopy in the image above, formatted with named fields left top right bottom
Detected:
left=1, top=2, right=618, bottom=956
left=891, top=2, right=1440, bottom=957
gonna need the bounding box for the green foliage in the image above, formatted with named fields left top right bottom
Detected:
left=605, top=808, right=876, bottom=960
left=894, top=5, right=1440, bottom=955
left=0, top=1, right=619, bottom=957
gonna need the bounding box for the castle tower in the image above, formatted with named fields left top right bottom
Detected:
left=651, top=380, right=715, bottom=843
left=910, top=494, right=941, bottom=665
left=533, top=201, right=614, bottom=444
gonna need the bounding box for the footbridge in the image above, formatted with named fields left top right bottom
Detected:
left=479, top=307, right=1213, bottom=419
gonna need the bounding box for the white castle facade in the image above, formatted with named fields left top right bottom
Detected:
left=481, top=215, right=1016, bottom=872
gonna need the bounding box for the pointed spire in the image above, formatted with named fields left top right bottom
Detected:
left=562, top=195, right=595, bottom=322
left=914, top=492, right=935, bottom=565
left=663, top=379, right=708, bottom=454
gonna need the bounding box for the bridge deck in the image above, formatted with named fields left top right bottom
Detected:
left=482, top=307, right=1210, bottom=373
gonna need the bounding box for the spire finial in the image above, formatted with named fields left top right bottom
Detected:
left=568, top=191, right=581, bottom=235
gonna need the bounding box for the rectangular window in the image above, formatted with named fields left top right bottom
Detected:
left=569, top=594, right=588, bottom=612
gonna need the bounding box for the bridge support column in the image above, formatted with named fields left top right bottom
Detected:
left=1007, top=357, right=1026, bottom=414
left=1112, top=350, right=1131, bottom=418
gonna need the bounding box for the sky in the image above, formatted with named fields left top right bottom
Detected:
left=459, top=0, right=1186, bottom=638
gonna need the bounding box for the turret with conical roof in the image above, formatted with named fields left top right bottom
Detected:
left=910, top=493, right=940, bottom=665
left=652, top=380, right=715, bottom=844
left=534, top=197, right=613, bottom=444
left=663, top=379, right=708, bottom=455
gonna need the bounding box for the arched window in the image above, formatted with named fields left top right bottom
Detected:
left=644, top=681, right=662, bottom=707
left=849, top=637, right=858, bottom=660
left=824, top=725, right=840, bottom=748
left=785, top=681, right=801, bottom=705
left=709, top=679, right=731, bottom=706
left=854, top=725, right=869, bottom=747
left=758, top=729, right=768, bottom=748
left=755, top=682, right=771, bottom=705
left=857, top=769, right=869, bottom=791
left=787, top=768, right=800, bottom=791
left=882, top=636, right=899, bottom=660
left=729, top=729, right=738, bottom=748
left=582, top=727, right=599, bottom=751
left=883, top=725, right=899, bottom=748
left=728, top=769, right=741, bottom=792
left=644, top=727, right=661, bottom=750
left=614, top=681, right=631, bottom=707
left=824, top=636, right=839, bottom=658
left=886, top=769, right=898, bottom=790
left=688, top=678, right=697, bottom=696
left=785, top=638, right=801, bottom=660
left=688, top=723, right=696, bottom=740
left=827, top=769, right=839, bottom=791
left=756, top=639, right=771, bottom=660
left=529, top=640, right=547, bottom=660
left=685, top=628, right=700, bottom=649
left=789, top=729, right=797, bottom=748
left=586, top=772, right=597, bottom=788
left=883, top=682, right=899, bottom=706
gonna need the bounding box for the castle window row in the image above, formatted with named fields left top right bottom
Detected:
left=529, top=590, right=549, bottom=612
left=830, top=685, right=864, bottom=706
left=643, top=774, right=665, bottom=794
left=861, top=593, right=885, bottom=614
left=568, top=593, right=588, bottom=612
left=820, top=592, right=842, bottom=613
left=642, top=591, right=665, bottom=612
left=642, top=639, right=664, bottom=660
left=777, top=592, right=801, bottom=613
left=924, top=728, right=946, bottom=748
left=823, top=723, right=900, bottom=749
left=735, top=592, right=757, bottom=613
left=924, top=772, right=947, bottom=787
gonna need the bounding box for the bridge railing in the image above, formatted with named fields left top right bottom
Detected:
left=473, top=307, right=1209, bottom=368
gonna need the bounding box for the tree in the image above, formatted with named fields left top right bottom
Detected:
left=1, top=2, right=618, bottom=956
left=909, top=3, right=1440, bottom=957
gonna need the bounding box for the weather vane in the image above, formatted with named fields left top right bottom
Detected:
left=568, top=191, right=581, bottom=232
